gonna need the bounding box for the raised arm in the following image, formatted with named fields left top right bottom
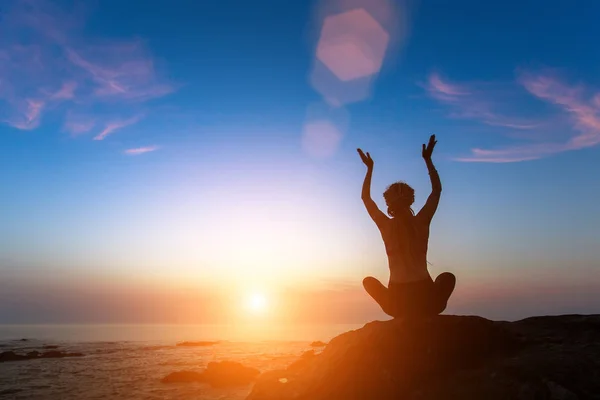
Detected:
left=357, top=149, right=388, bottom=227
left=417, top=135, right=442, bottom=224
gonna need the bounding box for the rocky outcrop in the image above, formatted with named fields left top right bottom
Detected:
left=309, top=341, right=327, bottom=348
left=162, top=361, right=260, bottom=387
left=247, top=315, right=600, bottom=400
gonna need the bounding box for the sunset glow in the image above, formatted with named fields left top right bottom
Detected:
left=246, top=293, right=268, bottom=314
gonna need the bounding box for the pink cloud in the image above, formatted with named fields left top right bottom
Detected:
left=65, top=45, right=174, bottom=102
left=0, top=0, right=174, bottom=138
left=428, top=72, right=470, bottom=97
left=5, top=99, right=45, bottom=130
left=454, top=142, right=567, bottom=163
left=63, top=112, right=96, bottom=136
left=51, top=81, right=77, bottom=100
left=124, top=146, right=159, bottom=155
left=519, top=73, right=600, bottom=150
left=93, top=115, right=143, bottom=141
left=425, top=73, right=540, bottom=130
left=456, top=73, right=600, bottom=162
left=428, top=71, right=600, bottom=162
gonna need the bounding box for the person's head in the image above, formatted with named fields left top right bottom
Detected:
left=383, top=181, right=415, bottom=217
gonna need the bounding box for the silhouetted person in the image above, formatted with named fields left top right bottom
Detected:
left=358, top=135, right=455, bottom=319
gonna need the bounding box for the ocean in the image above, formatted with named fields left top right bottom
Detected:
left=0, top=324, right=360, bottom=400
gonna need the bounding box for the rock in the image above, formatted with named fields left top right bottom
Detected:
left=161, top=370, right=204, bottom=383
left=40, top=350, right=84, bottom=359
left=162, top=361, right=260, bottom=387
left=176, top=341, right=219, bottom=347
left=0, top=388, right=23, bottom=396
left=43, top=345, right=60, bottom=349
left=202, top=361, right=261, bottom=387
left=287, top=350, right=317, bottom=373
left=0, top=351, right=29, bottom=362
left=0, top=350, right=84, bottom=363
left=310, top=341, right=327, bottom=347
left=247, top=315, right=600, bottom=400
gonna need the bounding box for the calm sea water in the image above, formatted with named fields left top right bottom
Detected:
left=0, top=323, right=360, bottom=343
left=0, top=324, right=362, bottom=400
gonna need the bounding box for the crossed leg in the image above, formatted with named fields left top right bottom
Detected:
left=362, top=276, right=395, bottom=317
left=363, top=273, right=456, bottom=318
left=432, top=272, right=456, bottom=315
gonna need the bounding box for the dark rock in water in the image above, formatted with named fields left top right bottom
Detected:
left=0, top=388, right=23, bottom=396
left=202, top=361, right=261, bottom=387
left=162, top=361, right=260, bottom=387
left=19, top=338, right=29, bottom=342
left=0, top=350, right=84, bottom=363
left=43, top=345, right=60, bottom=349
left=310, top=341, right=327, bottom=347
left=247, top=315, right=600, bottom=400
left=40, top=350, right=84, bottom=359
left=0, top=351, right=29, bottom=362
left=176, top=341, right=219, bottom=347
left=161, top=370, right=205, bottom=383
left=40, top=350, right=62, bottom=358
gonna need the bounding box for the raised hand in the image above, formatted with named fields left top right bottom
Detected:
left=422, top=134, right=437, bottom=161
left=357, top=148, right=374, bottom=169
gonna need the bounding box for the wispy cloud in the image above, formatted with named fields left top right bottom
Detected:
left=4, top=99, right=45, bottom=130
left=65, top=45, right=174, bottom=101
left=425, top=73, right=540, bottom=130
left=50, top=81, right=77, bottom=100
left=428, top=72, right=471, bottom=97
left=0, top=0, right=174, bottom=146
left=124, top=146, right=159, bottom=155
left=426, top=71, right=600, bottom=162
left=94, top=115, right=143, bottom=141
left=63, top=112, right=96, bottom=136
left=519, top=72, right=600, bottom=150
left=454, top=143, right=567, bottom=163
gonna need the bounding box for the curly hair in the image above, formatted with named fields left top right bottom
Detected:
left=383, top=181, right=415, bottom=217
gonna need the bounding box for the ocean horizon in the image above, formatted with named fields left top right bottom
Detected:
left=0, top=323, right=364, bottom=343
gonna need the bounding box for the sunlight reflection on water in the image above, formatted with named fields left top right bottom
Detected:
left=0, top=324, right=361, bottom=399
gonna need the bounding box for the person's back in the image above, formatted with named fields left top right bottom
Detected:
left=380, top=213, right=430, bottom=284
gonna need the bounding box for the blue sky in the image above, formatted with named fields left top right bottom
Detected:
left=1, top=0, right=599, bottom=324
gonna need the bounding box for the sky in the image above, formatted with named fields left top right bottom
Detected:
left=1, top=0, right=599, bottom=325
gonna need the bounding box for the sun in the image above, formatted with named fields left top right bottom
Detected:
left=245, top=292, right=268, bottom=313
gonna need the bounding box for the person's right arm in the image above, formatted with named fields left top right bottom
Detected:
left=358, top=149, right=388, bottom=227
left=417, top=135, right=442, bottom=225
